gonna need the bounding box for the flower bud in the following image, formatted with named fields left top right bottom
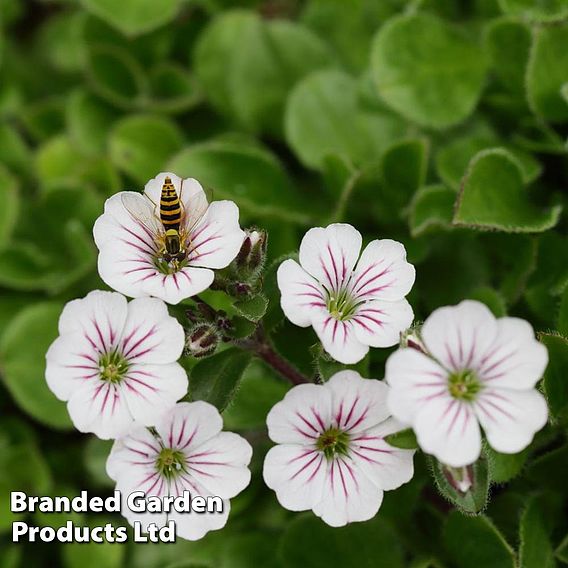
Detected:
left=400, top=325, right=426, bottom=353
left=185, top=324, right=219, bottom=358
left=236, top=228, right=267, bottom=274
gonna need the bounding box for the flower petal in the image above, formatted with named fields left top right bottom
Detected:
left=299, top=224, right=362, bottom=293
left=155, top=401, right=224, bottom=452
left=350, top=239, right=415, bottom=302
left=141, top=266, right=215, bottom=305
left=266, top=384, right=332, bottom=444
left=349, top=419, right=415, bottom=491
left=277, top=259, right=326, bottom=327
left=474, top=388, right=548, bottom=454
left=413, top=396, right=482, bottom=467
left=187, top=201, right=245, bottom=269
left=313, top=456, right=383, bottom=527
left=385, top=348, right=449, bottom=424
left=476, top=318, right=548, bottom=390
left=326, top=371, right=391, bottom=433
left=263, top=444, right=327, bottom=512
left=421, top=300, right=499, bottom=372
left=120, top=297, right=184, bottom=364
left=311, top=310, right=368, bottom=364
left=183, top=431, right=252, bottom=499
left=67, top=380, right=133, bottom=440
left=121, top=363, right=187, bottom=426
left=351, top=298, right=414, bottom=348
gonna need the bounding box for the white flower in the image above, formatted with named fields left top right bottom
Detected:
left=263, top=371, right=414, bottom=527
left=386, top=300, right=549, bottom=468
left=277, top=224, right=415, bottom=364
left=94, top=172, right=245, bottom=305
left=45, top=290, right=187, bottom=439
left=106, top=402, right=252, bottom=541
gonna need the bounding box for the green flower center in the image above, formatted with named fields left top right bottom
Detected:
left=99, top=351, right=128, bottom=383
left=156, top=448, right=186, bottom=479
left=448, top=369, right=482, bottom=401
left=316, top=428, right=350, bottom=460
left=326, top=288, right=360, bottom=321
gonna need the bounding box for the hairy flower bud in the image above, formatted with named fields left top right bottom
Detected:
left=185, top=324, right=219, bottom=358
left=236, top=228, right=267, bottom=274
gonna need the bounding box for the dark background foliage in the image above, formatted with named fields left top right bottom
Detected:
left=0, top=0, right=568, bottom=566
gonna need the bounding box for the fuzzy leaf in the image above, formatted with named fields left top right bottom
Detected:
left=385, top=428, right=418, bottom=450
left=486, top=446, right=529, bottom=483
left=234, top=294, right=268, bottom=322
left=540, top=333, right=568, bottom=423
left=410, top=184, right=455, bottom=237
left=519, top=495, right=556, bottom=568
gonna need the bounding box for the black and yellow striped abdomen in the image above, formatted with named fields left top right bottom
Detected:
left=160, top=177, right=182, bottom=231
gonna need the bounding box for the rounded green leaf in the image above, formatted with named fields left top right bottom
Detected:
left=454, top=148, right=561, bottom=232
left=527, top=24, right=568, bottom=123
left=285, top=69, right=406, bottom=170
left=499, top=0, right=568, bottom=22
left=80, top=0, right=181, bottom=36
left=371, top=13, right=488, bottom=128
left=109, top=114, right=184, bottom=183
left=0, top=302, right=73, bottom=430
left=280, top=514, right=404, bottom=568
left=410, top=184, right=455, bottom=237
left=540, top=333, right=568, bottom=423
left=148, top=63, right=201, bottom=114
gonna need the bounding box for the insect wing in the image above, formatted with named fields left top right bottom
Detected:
left=179, top=180, right=214, bottom=233
left=121, top=193, right=162, bottom=235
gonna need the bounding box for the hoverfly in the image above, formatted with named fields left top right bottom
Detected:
left=121, top=176, right=209, bottom=267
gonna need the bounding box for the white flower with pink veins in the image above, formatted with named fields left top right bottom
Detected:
left=107, top=402, right=252, bottom=541
left=263, top=371, right=415, bottom=527
left=386, top=300, right=549, bottom=467
left=94, top=172, right=245, bottom=305
left=45, top=290, right=187, bottom=439
left=277, top=224, right=415, bottom=364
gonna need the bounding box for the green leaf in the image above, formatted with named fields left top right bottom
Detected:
left=486, top=446, right=529, bottom=483
left=527, top=24, right=568, bottom=123
left=0, top=165, right=19, bottom=247
left=557, top=286, right=568, bottom=336
left=0, top=302, right=73, bottom=429
left=556, top=532, right=568, bottom=563
left=234, top=294, right=268, bottom=322
left=444, top=512, right=516, bottom=568
left=409, top=184, right=455, bottom=237
left=109, top=114, right=184, bottom=183
left=280, top=514, right=404, bottom=568
left=454, top=148, right=561, bottom=232
left=194, top=10, right=332, bottom=135
left=188, top=348, right=252, bottom=412
left=168, top=137, right=311, bottom=224
left=86, top=45, right=148, bottom=109
left=431, top=457, right=490, bottom=514
left=540, top=333, right=568, bottom=423
left=148, top=63, right=201, bottom=114
left=519, top=495, right=556, bottom=568
left=467, top=287, right=507, bottom=317
left=84, top=437, right=114, bottom=488
left=371, top=13, right=487, bottom=129
left=385, top=428, right=418, bottom=450
left=499, top=0, right=568, bottom=22
left=0, top=122, right=32, bottom=174
left=285, top=69, right=406, bottom=170
left=80, top=0, right=181, bottom=36
left=63, top=537, right=125, bottom=568
left=35, top=135, right=86, bottom=189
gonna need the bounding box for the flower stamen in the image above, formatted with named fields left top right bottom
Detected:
left=448, top=369, right=482, bottom=401
left=156, top=447, right=186, bottom=479
left=316, top=427, right=350, bottom=460
left=99, top=351, right=128, bottom=383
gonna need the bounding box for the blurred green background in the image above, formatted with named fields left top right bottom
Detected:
left=1, top=0, right=568, bottom=566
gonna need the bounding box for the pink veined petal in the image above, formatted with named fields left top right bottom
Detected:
left=413, top=395, right=482, bottom=467
left=313, top=456, right=383, bottom=527
left=350, top=239, right=415, bottom=302
left=277, top=259, right=326, bottom=327
left=182, top=431, right=252, bottom=499
left=475, top=318, right=549, bottom=390
left=186, top=201, right=245, bottom=269
left=326, top=371, right=391, bottom=433
left=120, top=297, right=184, bottom=364
left=57, top=290, right=128, bottom=353
left=66, top=379, right=133, bottom=440
left=311, top=309, right=369, bottom=365
left=385, top=348, right=449, bottom=425
left=421, top=300, right=499, bottom=372
left=474, top=388, right=548, bottom=454
left=168, top=477, right=230, bottom=541
left=121, top=363, right=188, bottom=427
left=45, top=333, right=102, bottom=401
left=141, top=266, right=215, bottom=305
left=299, top=224, right=362, bottom=294
left=263, top=444, right=328, bottom=512
left=349, top=420, right=415, bottom=491
left=154, top=401, right=224, bottom=452
left=266, top=383, right=332, bottom=444
left=351, top=298, right=414, bottom=349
